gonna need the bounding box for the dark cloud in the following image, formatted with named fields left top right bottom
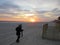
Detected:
left=0, top=0, right=21, bottom=15
left=51, top=8, right=60, bottom=16
left=0, top=2, right=19, bottom=9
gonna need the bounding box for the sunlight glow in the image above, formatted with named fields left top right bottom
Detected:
left=30, top=18, right=36, bottom=22
left=24, top=14, right=34, bottom=16
left=11, top=13, right=40, bottom=22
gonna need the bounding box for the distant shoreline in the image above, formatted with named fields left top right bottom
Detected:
left=0, top=21, right=48, bottom=23
left=0, top=21, right=45, bottom=23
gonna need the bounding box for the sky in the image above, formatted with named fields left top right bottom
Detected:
left=0, top=0, right=60, bottom=22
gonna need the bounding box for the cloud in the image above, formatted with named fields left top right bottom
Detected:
left=0, top=0, right=21, bottom=18
left=0, top=0, right=60, bottom=22
left=10, top=0, right=60, bottom=10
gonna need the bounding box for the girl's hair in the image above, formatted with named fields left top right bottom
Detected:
left=18, top=24, right=22, bottom=28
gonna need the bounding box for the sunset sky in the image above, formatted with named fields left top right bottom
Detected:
left=0, top=0, right=60, bottom=22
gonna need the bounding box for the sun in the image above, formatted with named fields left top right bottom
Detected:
left=30, top=18, right=36, bottom=22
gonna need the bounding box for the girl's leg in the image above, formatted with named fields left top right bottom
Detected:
left=16, top=35, right=20, bottom=43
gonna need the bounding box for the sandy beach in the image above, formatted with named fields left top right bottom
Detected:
left=0, top=22, right=60, bottom=45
